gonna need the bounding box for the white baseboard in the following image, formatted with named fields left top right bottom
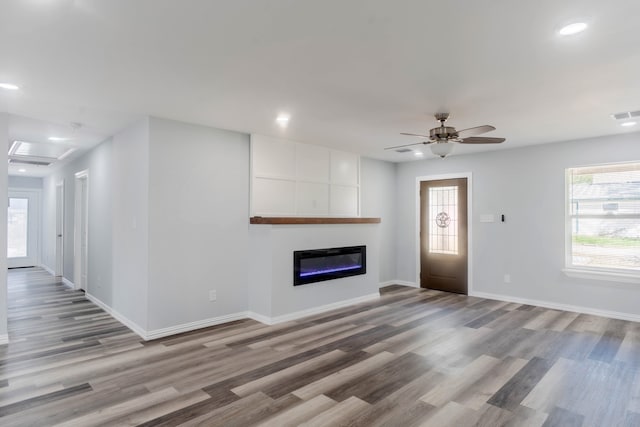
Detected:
left=39, top=264, right=75, bottom=290
left=379, top=280, right=419, bottom=288
left=0, top=334, right=8, bottom=345
left=40, top=264, right=56, bottom=276
left=246, top=311, right=272, bottom=325
left=85, top=293, right=148, bottom=340
left=86, top=292, right=255, bottom=341
left=396, top=280, right=420, bottom=288
left=145, top=312, right=249, bottom=341
left=85, top=291, right=382, bottom=340
left=378, top=280, right=395, bottom=287
left=62, top=278, right=75, bottom=289
left=248, top=293, right=381, bottom=325
left=470, top=291, right=640, bottom=323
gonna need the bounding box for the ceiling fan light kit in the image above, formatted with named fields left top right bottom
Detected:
left=387, top=112, right=506, bottom=158
left=430, top=141, right=454, bottom=158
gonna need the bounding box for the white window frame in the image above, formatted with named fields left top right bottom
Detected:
left=563, top=162, right=640, bottom=284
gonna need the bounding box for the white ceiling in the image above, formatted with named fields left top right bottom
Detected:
left=1, top=0, right=640, bottom=174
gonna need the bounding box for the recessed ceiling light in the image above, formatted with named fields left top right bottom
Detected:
left=0, top=82, right=20, bottom=91
left=621, top=121, right=637, bottom=127
left=48, top=136, right=68, bottom=142
left=276, top=114, right=290, bottom=128
left=414, top=151, right=424, bottom=157
left=559, top=22, right=588, bottom=36
left=18, top=168, right=26, bottom=173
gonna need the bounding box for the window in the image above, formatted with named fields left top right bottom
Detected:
left=7, top=197, right=29, bottom=258
left=566, top=162, right=640, bottom=282
left=429, top=186, right=458, bottom=255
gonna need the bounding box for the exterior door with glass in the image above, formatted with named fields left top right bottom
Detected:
left=8, top=190, right=40, bottom=268
left=420, top=178, right=468, bottom=294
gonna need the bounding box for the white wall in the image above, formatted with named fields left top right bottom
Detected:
left=251, top=134, right=360, bottom=217
left=248, top=223, right=380, bottom=320
left=33, top=115, right=395, bottom=339
left=360, top=157, right=397, bottom=283
left=43, top=139, right=114, bottom=306
left=396, top=132, right=640, bottom=317
left=111, top=119, right=150, bottom=329
left=8, top=176, right=42, bottom=189
left=0, top=113, right=8, bottom=340
left=147, top=117, right=250, bottom=331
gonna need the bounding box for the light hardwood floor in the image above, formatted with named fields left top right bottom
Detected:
left=1, top=268, right=639, bottom=426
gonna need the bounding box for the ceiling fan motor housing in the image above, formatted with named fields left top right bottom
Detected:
left=430, top=126, right=457, bottom=140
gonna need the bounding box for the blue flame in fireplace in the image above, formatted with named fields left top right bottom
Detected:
left=300, top=264, right=363, bottom=277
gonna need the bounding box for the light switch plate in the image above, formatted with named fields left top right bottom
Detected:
left=480, top=214, right=495, bottom=223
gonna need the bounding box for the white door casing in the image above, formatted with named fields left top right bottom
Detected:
left=74, top=170, right=89, bottom=291
left=7, top=189, right=41, bottom=268
left=55, top=182, right=64, bottom=276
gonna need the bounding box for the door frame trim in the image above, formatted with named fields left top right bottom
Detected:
left=415, top=172, right=473, bottom=294
left=55, top=181, right=64, bottom=276
left=73, top=169, right=89, bottom=292
left=8, top=188, right=42, bottom=268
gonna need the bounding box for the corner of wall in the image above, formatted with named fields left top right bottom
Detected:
left=0, top=113, right=8, bottom=337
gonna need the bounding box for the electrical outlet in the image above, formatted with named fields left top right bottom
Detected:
left=209, top=290, right=217, bottom=301
left=504, top=274, right=511, bottom=284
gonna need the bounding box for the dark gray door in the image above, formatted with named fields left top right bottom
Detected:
left=420, top=178, right=468, bottom=294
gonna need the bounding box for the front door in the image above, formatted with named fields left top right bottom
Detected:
left=420, top=178, right=468, bottom=294
left=8, top=190, right=40, bottom=268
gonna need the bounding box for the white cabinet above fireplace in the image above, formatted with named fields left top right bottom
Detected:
left=250, top=134, right=360, bottom=217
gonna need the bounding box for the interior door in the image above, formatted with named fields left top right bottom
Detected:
left=420, top=178, right=468, bottom=294
left=8, top=190, right=40, bottom=268
left=55, top=183, right=64, bottom=276
left=79, top=177, right=88, bottom=290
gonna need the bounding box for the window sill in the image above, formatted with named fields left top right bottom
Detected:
left=563, top=268, right=640, bottom=284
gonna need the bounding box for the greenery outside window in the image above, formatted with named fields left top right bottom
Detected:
left=565, top=162, right=640, bottom=283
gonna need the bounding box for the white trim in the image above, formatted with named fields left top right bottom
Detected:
left=41, top=264, right=56, bottom=276
left=61, top=277, right=75, bottom=289
left=74, top=170, right=89, bottom=292
left=145, top=312, right=249, bottom=341
left=379, top=280, right=419, bottom=288
left=85, top=293, right=147, bottom=340
left=394, top=280, right=420, bottom=288
left=246, top=311, right=273, bottom=325
left=0, top=334, right=8, bottom=345
left=470, top=291, right=640, bottom=323
left=86, top=290, right=380, bottom=339
left=55, top=181, right=64, bottom=277
left=8, top=188, right=42, bottom=268
left=415, top=172, right=473, bottom=293
left=379, top=280, right=396, bottom=288
left=565, top=168, right=572, bottom=271
left=565, top=161, right=640, bottom=282
left=248, top=293, right=380, bottom=325
left=563, top=268, right=640, bottom=284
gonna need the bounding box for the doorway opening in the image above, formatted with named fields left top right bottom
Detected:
left=8, top=189, right=40, bottom=268
left=417, top=173, right=472, bottom=295
left=74, top=170, right=89, bottom=292
left=55, top=182, right=64, bottom=277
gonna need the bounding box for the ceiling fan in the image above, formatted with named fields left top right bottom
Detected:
left=386, top=113, right=505, bottom=158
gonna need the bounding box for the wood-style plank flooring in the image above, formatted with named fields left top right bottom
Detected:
left=1, top=268, right=640, bottom=426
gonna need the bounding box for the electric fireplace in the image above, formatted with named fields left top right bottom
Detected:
left=293, top=245, right=366, bottom=286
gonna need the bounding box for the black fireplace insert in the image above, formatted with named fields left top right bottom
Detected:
left=293, top=245, right=366, bottom=286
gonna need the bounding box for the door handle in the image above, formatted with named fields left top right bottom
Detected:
left=57, top=234, right=62, bottom=237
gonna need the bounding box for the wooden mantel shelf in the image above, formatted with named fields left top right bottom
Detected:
left=250, top=216, right=381, bottom=225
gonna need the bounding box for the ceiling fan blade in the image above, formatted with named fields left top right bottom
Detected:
left=456, top=125, right=495, bottom=138
left=384, top=141, right=431, bottom=150
left=400, top=132, right=430, bottom=138
left=459, top=136, right=505, bottom=144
